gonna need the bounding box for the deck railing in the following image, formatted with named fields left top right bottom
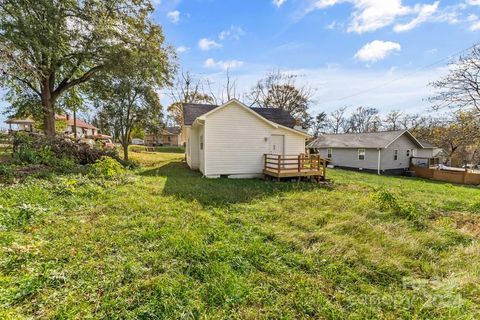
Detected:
left=264, top=153, right=326, bottom=179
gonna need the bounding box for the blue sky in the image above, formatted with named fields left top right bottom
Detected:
left=1, top=0, right=480, bottom=128
left=154, top=0, right=480, bottom=114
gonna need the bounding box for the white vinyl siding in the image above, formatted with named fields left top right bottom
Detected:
left=380, top=134, right=418, bottom=170
left=317, top=148, right=379, bottom=170
left=186, top=126, right=200, bottom=169
left=203, top=101, right=306, bottom=176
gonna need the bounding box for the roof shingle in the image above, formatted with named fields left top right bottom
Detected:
left=307, top=130, right=422, bottom=149
left=182, top=103, right=297, bottom=128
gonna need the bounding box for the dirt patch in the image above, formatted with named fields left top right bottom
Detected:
left=432, top=212, right=480, bottom=237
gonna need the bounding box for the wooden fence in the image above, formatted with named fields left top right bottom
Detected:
left=410, top=165, right=480, bottom=185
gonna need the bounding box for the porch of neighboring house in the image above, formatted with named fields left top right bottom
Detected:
left=5, top=119, right=35, bottom=133
left=264, top=154, right=326, bottom=182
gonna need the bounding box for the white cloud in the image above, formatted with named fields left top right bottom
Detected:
left=176, top=46, right=189, bottom=53
left=204, top=58, right=244, bottom=70
left=393, top=2, right=439, bottom=32
left=471, top=21, right=480, bottom=31
left=303, top=0, right=445, bottom=33
left=198, top=38, right=223, bottom=51
left=467, top=0, right=480, bottom=5
left=273, top=0, right=287, bottom=7
left=195, top=65, right=444, bottom=116
left=219, top=26, right=246, bottom=41
left=354, top=40, right=401, bottom=63
left=467, top=13, right=480, bottom=31
left=167, top=10, right=180, bottom=23
left=326, top=21, right=337, bottom=29
left=467, top=14, right=478, bottom=22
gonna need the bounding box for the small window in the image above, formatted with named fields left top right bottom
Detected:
left=327, top=148, right=333, bottom=159
left=406, top=149, right=410, bottom=157
left=200, top=135, right=204, bottom=150
left=394, top=149, right=398, bottom=161
left=358, top=149, right=365, bottom=161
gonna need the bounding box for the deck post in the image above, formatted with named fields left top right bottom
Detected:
left=264, top=154, right=267, bottom=171
left=277, top=155, right=281, bottom=174
left=320, top=156, right=325, bottom=180
left=298, top=155, right=301, bottom=172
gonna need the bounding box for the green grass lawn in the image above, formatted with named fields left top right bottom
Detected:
left=1, top=152, right=479, bottom=319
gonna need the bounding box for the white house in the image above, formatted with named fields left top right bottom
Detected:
left=307, top=130, right=437, bottom=175
left=183, top=99, right=310, bottom=178
left=56, top=114, right=98, bottom=137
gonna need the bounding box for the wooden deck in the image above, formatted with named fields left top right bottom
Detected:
left=263, top=154, right=326, bottom=181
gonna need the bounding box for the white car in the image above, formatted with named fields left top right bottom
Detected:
left=131, top=138, right=144, bottom=145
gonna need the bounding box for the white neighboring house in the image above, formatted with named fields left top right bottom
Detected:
left=183, top=99, right=310, bottom=178
left=308, top=130, right=436, bottom=175
left=56, top=114, right=98, bottom=137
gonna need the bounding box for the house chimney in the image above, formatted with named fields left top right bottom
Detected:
left=294, top=119, right=303, bottom=130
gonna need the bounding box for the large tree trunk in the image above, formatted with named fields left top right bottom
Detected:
left=42, top=103, right=56, bottom=136
left=122, top=142, right=129, bottom=161
left=40, top=77, right=57, bottom=136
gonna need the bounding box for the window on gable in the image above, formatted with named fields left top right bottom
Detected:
left=394, top=149, right=398, bottom=161
left=358, top=149, right=365, bottom=161
left=327, top=148, right=333, bottom=159
left=406, top=149, right=410, bottom=157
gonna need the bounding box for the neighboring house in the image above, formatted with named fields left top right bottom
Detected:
left=145, top=127, right=182, bottom=146
left=5, top=118, right=35, bottom=133
left=56, top=114, right=98, bottom=137
left=308, top=130, right=430, bottom=175
left=416, top=140, right=449, bottom=162
left=183, top=99, right=310, bottom=178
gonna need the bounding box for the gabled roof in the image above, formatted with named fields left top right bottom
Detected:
left=164, top=126, right=181, bottom=135
left=56, top=115, right=98, bottom=130
left=183, top=101, right=296, bottom=129
left=183, top=104, right=217, bottom=126
left=418, top=139, right=435, bottom=148
left=5, top=118, right=35, bottom=124
left=307, top=130, right=424, bottom=149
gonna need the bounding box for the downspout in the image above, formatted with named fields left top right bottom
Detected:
left=377, top=148, right=381, bottom=175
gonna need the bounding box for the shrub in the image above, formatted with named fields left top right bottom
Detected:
left=0, top=165, right=14, bottom=184
left=372, top=190, right=398, bottom=211
left=12, top=132, right=121, bottom=166
left=0, top=203, right=47, bottom=229
left=88, top=156, right=124, bottom=179
left=371, top=190, right=422, bottom=222
left=123, top=159, right=140, bottom=169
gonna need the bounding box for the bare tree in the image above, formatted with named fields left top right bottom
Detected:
left=347, top=106, right=380, bottom=133
left=167, top=71, right=214, bottom=126
left=311, top=112, right=328, bottom=138
left=249, top=70, right=314, bottom=128
left=383, top=110, right=403, bottom=131
left=327, top=107, right=347, bottom=134
left=429, top=44, right=480, bottom=113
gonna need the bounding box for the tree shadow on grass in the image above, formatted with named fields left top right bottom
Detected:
left=139, top=160, right=320, bottom=206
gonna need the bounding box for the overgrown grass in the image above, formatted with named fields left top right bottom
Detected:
left=1, top=152, right=479, bottom=319
left=129, top=145, right=185, bottom=154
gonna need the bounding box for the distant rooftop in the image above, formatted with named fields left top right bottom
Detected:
left=308, top=130, right=424, bottom=149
